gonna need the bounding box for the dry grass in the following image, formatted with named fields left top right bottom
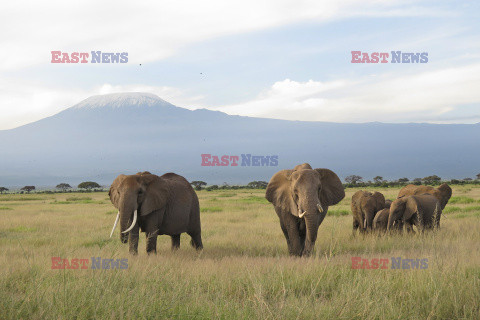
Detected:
left=0, top=186, right=479, bottom=319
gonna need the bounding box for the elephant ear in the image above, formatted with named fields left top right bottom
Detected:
left=372, top=192, right=386, bottom=210
left=266, top=170, right=298, bottom=215
left=138, top=174, right=169, bottom=216
left=315, top=168, right=345, bottom=206
left=405, top=196, right=421, bottom=221
left=436, top=183, right=452, bottom=208
left=109, top=174, right=127, bottom=209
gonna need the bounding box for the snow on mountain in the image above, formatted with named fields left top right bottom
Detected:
left=72, top=92, right=175, bottom=109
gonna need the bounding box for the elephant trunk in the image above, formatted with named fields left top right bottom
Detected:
left=387, top=212, right=396, bottom=231
left=119, top=200, right=138, bottom=243
left=302, top=197, right=323, bottom=256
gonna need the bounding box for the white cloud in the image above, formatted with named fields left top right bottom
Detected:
left=212, top=63, right=480, bottom=123
left=0, top=0, right=447, bottom=71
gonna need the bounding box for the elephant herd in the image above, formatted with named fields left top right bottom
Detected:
left=107, top=165, right=452, bottom=256
left=352, top=182, right=451, bottom=235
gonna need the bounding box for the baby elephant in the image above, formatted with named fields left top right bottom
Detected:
left=351, top=190, right=385, bottom=233
left=373, top=208, right=402, bottom=233
left=388, top=194, right=442, bottom=233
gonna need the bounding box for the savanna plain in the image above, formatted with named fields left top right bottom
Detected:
left=1, top=186, right=479, bottom=319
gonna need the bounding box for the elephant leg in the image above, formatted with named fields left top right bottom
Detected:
left=284, top=214, right=302, bottom=256
left=405, top=221, right=415, bottom=234
left=352, top=219, right=359, bottom=236
left=146, top=230, right=158, bottom=254
left=279, top=220, right=291, bottom=252
left=170, top=234, right=181, bottom=251
left=187, top=231, right=203, bottom=250
left=128, top=224, right=139, bottom=255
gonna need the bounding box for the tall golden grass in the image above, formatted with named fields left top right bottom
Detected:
left=0, top=186, right=479, bottom=319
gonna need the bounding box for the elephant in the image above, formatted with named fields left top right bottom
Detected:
left=265, top=164, right=345, bottom=257
left=293, top=163, right=312, bottom=171
left=351, top=191, right=385, bottom=232
left=373, top=208, right=402, bottom=232
left=397, top=183, right=452, bottom=209
left=109, top=171, right=203, bottom=255
left=384, top=199, right=393, bottom=209
left=388, top=194, right=442, bottom=232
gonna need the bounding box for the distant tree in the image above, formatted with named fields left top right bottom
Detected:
left=78, top=181, right=101, bottom=190
left=0, top=187, right=8, bottom=194
left=476, top=173, right=480, bottom=180
left=422, top=175, right=441, bottom=185
left=21, top=186, right=35, bottom=193
left=373, top=176, right=384, bottom=184
left=398, top=178, right=409, bottom=183
left=413, top=178, right=422, bottom=185
left=205, top=185, right=219, bottom=191
left=56, top=183, right=72, bottom=192
left=247, top=181, right=268, bottom=189
left=345, top=175, right=363, bottom=184
left=463, top=178, right=473, bottom=181
left=190, top=181, right=207, bottom=191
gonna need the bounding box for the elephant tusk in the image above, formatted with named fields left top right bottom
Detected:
left=317, top=203, right=323, bottom=213
left=122, top=210, right=138, bottom=234
left=363, top=218, right=367, bottom=229
left=109, top=211, right=120, bottom=238
left=299, top=211, right=306, bottom=218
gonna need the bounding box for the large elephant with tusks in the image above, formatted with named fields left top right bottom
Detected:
left=266, top=164, right=345, bottom=257
left=109, top=171, right=203, bottom=255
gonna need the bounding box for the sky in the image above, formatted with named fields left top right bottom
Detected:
left=0, top=0, right=479, bottom=130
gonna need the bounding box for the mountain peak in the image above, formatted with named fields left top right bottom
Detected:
left=72, top=92, right=174, bottom=110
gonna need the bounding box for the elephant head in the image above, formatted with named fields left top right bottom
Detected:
left=388, top=197, right=418, bottom=231
left=384, top=199, right=392, bottom=209
left=434, top=183, right=452, bottom=209
left=266, top=167, right=344, bottom=255
left=373, top=208, right=389, bottom=232
left=109, top=173, right=168, bottom=243
left=293, top=163, right=312, bottom=171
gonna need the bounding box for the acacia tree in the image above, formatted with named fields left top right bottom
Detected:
left=56, top=183, right=72, bottom=192
left=0, top=187, right=8, bottom=194
left=78, top=182, right=101, bottom=190
left=247, top=181, right=268, bottom=189
left=190, top=181, right=207, bottom=191
left=21, top=186, right=35, bottom=193
left=422, top=175, right=441, bottom=185
left=345, top=175, right=363, bottom=184
left=476, top=173, right=480, bottom=180
left=373, top=176, right=384, bottom=184
left=398, top=178, right=409, bottom=183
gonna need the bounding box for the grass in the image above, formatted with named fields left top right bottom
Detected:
left=0, top=187, right=479, bottom=319
left=0, top=207, right=13, bottom=210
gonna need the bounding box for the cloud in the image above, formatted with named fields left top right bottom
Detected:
left=0, top=0, right=448, bottom=71
left=212, top=63, right=480, bottom=123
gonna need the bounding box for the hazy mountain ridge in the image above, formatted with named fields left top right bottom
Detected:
left=0, top=92, right=479, bottom=187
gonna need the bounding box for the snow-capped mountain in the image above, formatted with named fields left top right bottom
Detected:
left=0, top=92, right=479, bottom=187
left=72, top=92, right=176, bottom=110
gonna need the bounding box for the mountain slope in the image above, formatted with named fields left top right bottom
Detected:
left=0, top=92, right=479, bottom=186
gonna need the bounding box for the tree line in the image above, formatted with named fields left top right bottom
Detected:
left=1, top=174, right=480, bottom=194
